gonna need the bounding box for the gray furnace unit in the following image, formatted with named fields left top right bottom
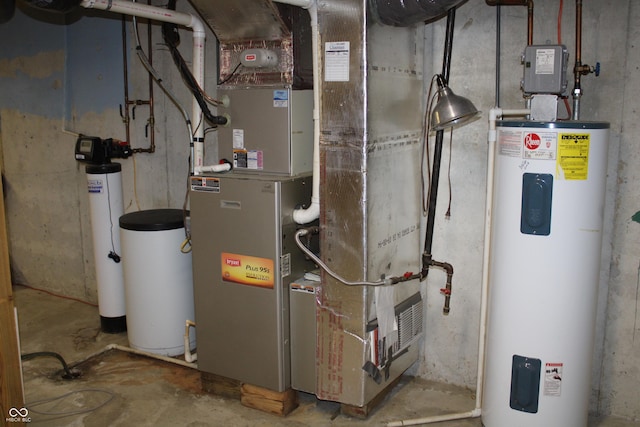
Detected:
left=190, top=174, right=314, bottom=392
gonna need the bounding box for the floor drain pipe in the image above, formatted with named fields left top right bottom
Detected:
left=184, top=320, right=197, bottom=363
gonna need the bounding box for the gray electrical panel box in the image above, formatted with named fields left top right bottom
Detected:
left=218, top=88, right=314, bottom=176
left=522, top=45, right=569, bottom=94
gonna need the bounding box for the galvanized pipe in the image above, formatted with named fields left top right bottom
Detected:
left=486, top=0, right=533, bottom=45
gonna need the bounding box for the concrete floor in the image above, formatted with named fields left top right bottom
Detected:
left=13, top=285, right=640, bottom=426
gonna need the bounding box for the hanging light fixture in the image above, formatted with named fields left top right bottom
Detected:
left=431, top=74, right=480, bottom=130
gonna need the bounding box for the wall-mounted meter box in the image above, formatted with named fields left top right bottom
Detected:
left=218, top=88, right=314, bottom=176
left=522, top=45, right=569, bottom=94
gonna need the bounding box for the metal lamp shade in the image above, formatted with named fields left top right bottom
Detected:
left=431, top=86, right=480, bottom=131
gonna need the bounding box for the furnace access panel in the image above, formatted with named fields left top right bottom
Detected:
left=190, top=173, right=314, bottom=392
left=218, top=88, right=314, bottom=176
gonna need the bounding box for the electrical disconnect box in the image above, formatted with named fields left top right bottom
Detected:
left=522, top=45, right=569, bottom=94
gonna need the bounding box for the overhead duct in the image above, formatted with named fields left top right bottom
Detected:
left=314, top=0, right=425, bottom=407
left=0, top=0, right=15, bottom=23
left=188, top=0, right=289, bottom=41
left=369, top=0, right=468, bottom=26
left=19, top=0, right=80, bottom=13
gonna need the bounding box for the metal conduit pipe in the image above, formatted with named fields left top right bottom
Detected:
left=486, top=0, right=533, bottom=45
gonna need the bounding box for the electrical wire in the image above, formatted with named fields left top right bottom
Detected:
left=15, top=284, right=98, bottom=308
left=21, top=351, right=78, bottom=379
left=132, top=154, right=141, bottom=211
left=161, top=0, right=226, bottom=125
left=27, top=389, right=115, bottom=417
left=445, top=128, right=453, bottom=218
left=218, top=63, right=242, bottom=86
left=421, top=75, right=440, bottom=217
left=105, top=173, right=121, bottom=263
left=181, top=159, right=192, bottom=253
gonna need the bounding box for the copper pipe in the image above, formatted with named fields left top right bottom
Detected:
left=486, top=0, right=534, bottom=46
left=122, top=2, right=156, bottom=154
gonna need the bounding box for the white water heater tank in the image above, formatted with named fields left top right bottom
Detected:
left=482, top=121, right=609, bottom=427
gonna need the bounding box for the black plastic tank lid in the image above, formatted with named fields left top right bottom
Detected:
left=119, top=208, right=186, bottom=231
left=86, top=162, right=122, bottom=174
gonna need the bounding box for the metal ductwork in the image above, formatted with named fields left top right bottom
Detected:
left=189, top=0, right=312, bottom=88
left=18, top=0, right=80, bottom=13
left=188, top=0, right=289, bottom=41
left=369, top=0, right=468, bottom=26
left=314, top=0, right=425, bottom=407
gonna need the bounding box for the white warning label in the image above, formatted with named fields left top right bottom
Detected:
left=544, top=362, right=563, bottom=397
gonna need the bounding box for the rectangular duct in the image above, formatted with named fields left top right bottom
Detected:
left=189, top=0, right=312, bottom=87
left=316, top=0, right=425, bottom=407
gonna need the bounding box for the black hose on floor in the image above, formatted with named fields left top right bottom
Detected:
left=21, top=351, right=81, bottom=379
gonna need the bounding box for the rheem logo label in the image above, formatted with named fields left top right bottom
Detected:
left=524, top=133, right=541, bottom=150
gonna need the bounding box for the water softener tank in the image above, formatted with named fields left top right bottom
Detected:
left=119, top=209, right=196, bottom=356
left=86, top=163, right=127, bottom=333
left=482, top=121, right=609, bottom=427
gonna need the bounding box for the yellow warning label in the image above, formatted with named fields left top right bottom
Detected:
left=557, top=133, right=590, bottom=180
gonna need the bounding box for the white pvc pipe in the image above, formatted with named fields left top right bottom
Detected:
left=273, top=0, right=321, bottom=224
left=194, top=162, right=232, bottom=174
left=274, top=0, right=314, bottom=8
left=184, top=320, right=197, bottom=363
left=386, top=107, right=530, bottom=427
left=388, top=409, right=481, bottom=427
left=105, top=343, right=197, bottom=369
left=80, top=0, right=207, bottom=174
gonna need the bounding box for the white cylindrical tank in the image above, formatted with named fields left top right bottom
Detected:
left=86, top=163, right=127, bottom=333
left=482, top=121, right=609, bottom=427
left=119, top=209, right=196, bottom=356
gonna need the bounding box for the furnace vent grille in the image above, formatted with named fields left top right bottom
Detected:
left=396, top=294, right=423, bottom=353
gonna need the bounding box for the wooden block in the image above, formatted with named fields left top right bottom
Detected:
left=200, top=371, right=242, bottom=400
left=240, top=383, right=298, bottom=416
left=340, top=375, right=403, bottom=419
